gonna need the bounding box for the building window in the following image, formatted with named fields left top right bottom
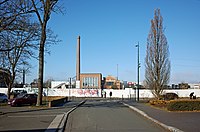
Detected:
left=82, top=77, right=99, bottom=88
left=106, top=82, right=114, bottom=86
left=80, top=74, right=102, bottom=89
left=85, top=78, right=87, bottom=86
left=89, top=77, right=92, bottom=87
left=94, top=77, right=98, bottom=87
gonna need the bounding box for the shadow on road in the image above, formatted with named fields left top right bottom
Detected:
left=0, top=128, right=57, bottom=132
left=79, top=100, right=135, bottom=108
left=0, top=101, right=80, bottom=115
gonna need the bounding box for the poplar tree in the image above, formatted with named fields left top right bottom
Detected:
left=145, top=9, right=170, bottom=99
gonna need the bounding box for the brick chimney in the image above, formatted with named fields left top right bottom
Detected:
left=76, top=36, right=80, bottom=81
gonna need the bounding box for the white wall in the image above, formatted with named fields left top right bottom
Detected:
left=103, top=88, right=135, bottom=98
left=1, top=87, right=200, bottom=99
left=162, top=89, right=200, bottom=98
left=0, top=88, right=7, bottom=94
left=46, top=88, right=101, bottom=97
left=90, top=88, right=200, bottom=98
left=46, top=88, right=200, bottom=98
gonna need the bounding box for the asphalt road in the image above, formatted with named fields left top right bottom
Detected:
left=65, top=100, right=168, bottom=132
left=0, top=101, right=82, bottom=132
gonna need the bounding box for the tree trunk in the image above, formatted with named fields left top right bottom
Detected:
left=36, top=30, right=46, bottom=106
left=7, top=84, right=12, bottom=99
left=6, top=70, right=15, bottom=99
left=36, top=46, right=44, bottom=106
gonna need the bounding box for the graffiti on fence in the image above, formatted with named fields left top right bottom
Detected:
left=71, top=89, right=100, bottom=97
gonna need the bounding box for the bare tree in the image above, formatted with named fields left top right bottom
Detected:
left=0, top=19, right=38, bottom=99
left=0, top=1, right=40, bottom=98
left=145, top=9, right=170, bottom=99
left=30, top=0, right=60, bottom=106
left=1, top=0, right=60, bottom=102
left=0, top=0, right=34, bottom=52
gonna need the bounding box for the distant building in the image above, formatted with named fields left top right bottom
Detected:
left=51, top=81, right=67, bottom=88
left=52, top=82, right=67, bottom=89
left=80, top=73, right=102, bottom=89
left=179, top=83, right=190, bottom=89
left=30, top=79, right=38, bottom=88
left=189, top=83, right=200, bottom=89
left=171, top=83, right=191, bottom=89
left=127, top=82, right=135, bottom=88
left=171, top=84, right=179, bottom=89
left=103, top=75, right=121, bottom=89
left=50, top=81, right=75, bottom=89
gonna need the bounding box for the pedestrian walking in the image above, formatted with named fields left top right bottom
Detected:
left=109, top=91, right=112, bottom=99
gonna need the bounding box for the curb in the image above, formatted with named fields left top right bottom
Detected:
left=58, top=100, right=86, bottom=132
left=122, top=102, right=184, bottom=132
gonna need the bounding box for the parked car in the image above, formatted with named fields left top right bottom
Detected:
left=8, top=93, right=37, bottom=106
left=11, top=89, right=27, bottom=98
left=0, top=93, right=8, bottom=103
left=162, top=93, right=179, bottom=100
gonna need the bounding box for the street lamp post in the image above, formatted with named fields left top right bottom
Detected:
left=117, top=64, right=118, bottom=81
left=136, top=42, right=140, bottom=102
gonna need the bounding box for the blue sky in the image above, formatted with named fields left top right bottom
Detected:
left=27, top=0, right=200, bottom=84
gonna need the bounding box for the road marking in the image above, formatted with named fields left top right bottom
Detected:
left=45, top=114, right=64, bottom=132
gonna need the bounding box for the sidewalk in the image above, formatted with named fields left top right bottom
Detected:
left=0, top=100, right=85, bottom=132
left=123, top=101, right=200, bottom=132
left=0, top=101, right=81, bottom=115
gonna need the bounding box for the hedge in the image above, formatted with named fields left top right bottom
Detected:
left=167, top=100, right=200, bottom=111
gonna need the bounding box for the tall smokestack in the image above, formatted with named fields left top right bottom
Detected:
left=76, top=36, right=80, bottom=81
